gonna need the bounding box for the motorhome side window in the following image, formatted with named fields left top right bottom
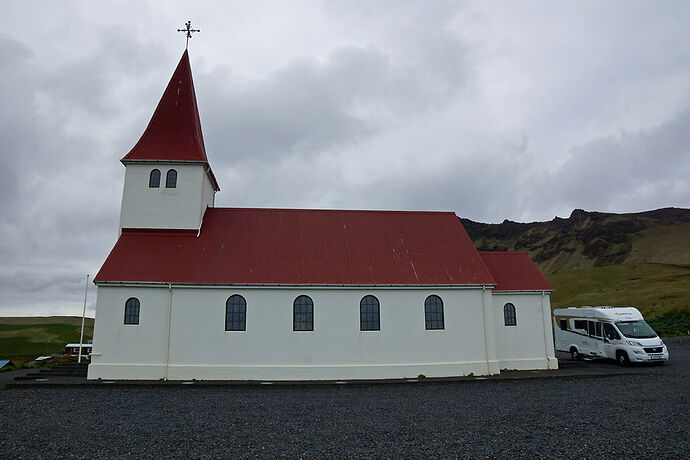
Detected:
left=587, top=321, right=596, bottom=337
left=595, top=322, right=603, bottom=337
left=559, top=319, right=568, bottom=330
left=604, top=323, right=620, bottom=340
left=574, top=320, right=587, bottom=331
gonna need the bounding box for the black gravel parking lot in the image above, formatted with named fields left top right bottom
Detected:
left=1, top=339, right=688, bottom=459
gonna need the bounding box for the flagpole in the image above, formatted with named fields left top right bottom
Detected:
left=78, top=274, right=89, bottom=364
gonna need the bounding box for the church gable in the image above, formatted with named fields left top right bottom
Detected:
left=95, top=208, right=496, bottom=286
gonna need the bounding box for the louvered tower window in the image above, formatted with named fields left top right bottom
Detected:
left=149, top=169, right=161, bottom=188
left=166, top=169, right=177, bottom=188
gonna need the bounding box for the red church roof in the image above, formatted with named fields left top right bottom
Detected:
left=95, top=208, right=497, bottom=286
left=479, top=251, right=552, bottom=291
left=122, top=50, right=210, bottom=166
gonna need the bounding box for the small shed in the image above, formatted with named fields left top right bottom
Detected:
left=0, top=360, right=15, bottom=369
left=63, top=344, right=93, bottom=358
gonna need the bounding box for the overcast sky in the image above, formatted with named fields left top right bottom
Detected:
left=2, top=1, right=689, bottom=317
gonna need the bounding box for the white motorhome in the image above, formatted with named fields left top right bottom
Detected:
left=553, top=306, right=668, bottom=365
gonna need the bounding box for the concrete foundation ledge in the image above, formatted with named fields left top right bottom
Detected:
left=498, top=357, right=559, bottom=371
left=88, top=361, right=511, bottom=381
left=88, top=364, right=166, bottom=380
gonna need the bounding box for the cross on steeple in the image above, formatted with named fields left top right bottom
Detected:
left=177, top=21, right=200, bottom=49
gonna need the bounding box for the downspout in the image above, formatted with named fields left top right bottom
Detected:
left=481, top=285, right=491, bottom=374
left=164, top=283, right=173, bottom=380
left=540, top=290, right=550, bottom=363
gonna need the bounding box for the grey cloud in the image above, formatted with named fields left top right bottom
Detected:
left=200, top=37, right=471, bottom=170
left=535, top=108, right=690, bottom=215
left=0, top=33, right=32, bottom=67
left=0, top=31, right=163, bottom=316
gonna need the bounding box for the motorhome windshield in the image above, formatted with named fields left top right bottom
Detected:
left=615, top=320, right=657, bottom=339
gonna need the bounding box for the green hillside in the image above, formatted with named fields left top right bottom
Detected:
left=0, top=316, right=94, bottom=361
left=547, top=263, right=690, bottom=318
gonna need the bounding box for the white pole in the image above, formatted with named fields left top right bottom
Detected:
left=78, top=274, right=89, bottom=364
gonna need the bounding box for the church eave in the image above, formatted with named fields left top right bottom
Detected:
left=93, top=281, right=498, bottom=289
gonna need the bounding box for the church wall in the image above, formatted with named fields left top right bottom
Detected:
left=200, top=169, right=215, bottom=217
left=119, top=164, right=213, bottom=232
left=88, top=285, right=500, bottom=380
left=492, top=292, right=558, bottom=370
left=167, top=287, right=491, bottom=380
left=88, top=286, right=171, bottom=380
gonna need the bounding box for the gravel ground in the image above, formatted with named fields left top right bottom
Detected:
left=1, top=340, right=688, bottom=459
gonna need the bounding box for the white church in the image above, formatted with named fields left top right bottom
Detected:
left=88, top=50, right=558, bottom=381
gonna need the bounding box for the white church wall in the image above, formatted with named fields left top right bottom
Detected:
left=492, top=292, right=558, bottom=370
left=119, top=164, right=214, bottom=233
left=89, top=285, right=497, bottom=381
left=88, top=286, right=171, bottom=380
left=200, top=168, right=215, bottom=221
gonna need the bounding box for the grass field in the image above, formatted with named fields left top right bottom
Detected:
left=548, top=263, right=690, bottom=318
left=0, top=316, right=94, bottom=361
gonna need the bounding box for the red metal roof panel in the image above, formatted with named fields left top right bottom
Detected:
left=479, top=251, right=552, bottom=291
left=95, top=208, right=496, bottom=286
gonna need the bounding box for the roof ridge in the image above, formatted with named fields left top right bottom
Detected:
left=208, top=207, right=457, bottom=215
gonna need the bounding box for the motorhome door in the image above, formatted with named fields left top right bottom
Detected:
left=586, top=320, right=605, bottom=356
left=602, top=322, right=621, bottom=359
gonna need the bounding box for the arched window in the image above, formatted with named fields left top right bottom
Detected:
left=360, top=295, right=380, bottom=331
left=124, top=298, right=140, bottom=325
left=165, top=169, right=177, bottom=188
left=225, top=295, right=246, bottom=331
left=424, top=295, right=444, bottom=330
left=504, top=303, right=517, bottom=326
left=293, top=295, right=313, bottom=331
left=149, top=169, right=161, bottom=188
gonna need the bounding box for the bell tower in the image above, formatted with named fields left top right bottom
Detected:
left=118, top=50, right=219, bottom=234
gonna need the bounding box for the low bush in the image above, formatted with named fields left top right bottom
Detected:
left=647, top=311, right=690, bottom=337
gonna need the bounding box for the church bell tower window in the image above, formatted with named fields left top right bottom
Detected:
left=149, top=169, right=161, bottom=188
left=166, top=169, right=178, bottom=188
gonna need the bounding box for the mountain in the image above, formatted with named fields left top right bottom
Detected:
left=461, top=207, right=690, bottom=274
left=461, top=208, right=690, bottom=318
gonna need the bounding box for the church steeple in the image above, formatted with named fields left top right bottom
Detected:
left=117, top=50, right=219, bottom=234
left=122, top=50, right=218, bottom=190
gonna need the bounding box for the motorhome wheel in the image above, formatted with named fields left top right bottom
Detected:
left=570, top=348, right=580, bottom=360
left=617, top=351, right=630, bottom=366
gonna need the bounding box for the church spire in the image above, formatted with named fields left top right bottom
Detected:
left=122, top=50, right=210, bottom=166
